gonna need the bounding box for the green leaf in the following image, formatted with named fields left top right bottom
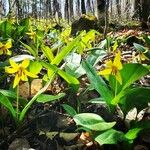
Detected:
left=41, top=61, right=79, bottom=90
left=111, top=63, right=149, bottom=105
left=82, top=61, right=113, bottom=105
left=0, top=92, right=16, bottom=119
left=62, top=104, right=77, bottom=117
left=51, top=37, right=80, bottom=65
left=36, top=93, right=65, bottom=103
left=121, top=87, right=150, bottom=112
left=73, top=113, right=116, bottom=131
left=125, top=128, right=142, bottom=140
left=95, top=129, right=124, bottom=145
left=29, top=61, right=42, bottom=74
left=41, top=44, right=54, bottom=62
left=21, top=41, right=37, bottom=57
left=0, top=20, right=14, bottom=38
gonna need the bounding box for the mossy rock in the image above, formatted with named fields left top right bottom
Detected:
left=71, top=15, right=103, bottom=35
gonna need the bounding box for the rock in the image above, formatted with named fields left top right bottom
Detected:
left=71, top=15, right=102, bottom=36
left=8, top=138, right=30, bottom=150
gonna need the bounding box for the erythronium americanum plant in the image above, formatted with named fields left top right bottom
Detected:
left=98, top=51, right=123, bottom=85
left=0, top=39, right=12, bottom=55
left=26, top=27, right=36, bottom=42
left=5, top=59, right=38, bottom=120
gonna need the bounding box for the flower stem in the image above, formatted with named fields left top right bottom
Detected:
left=16, top=85, right=19, bottom=120
left=115, top=79, right=118, bottom=97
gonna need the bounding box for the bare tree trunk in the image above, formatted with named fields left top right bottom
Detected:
left=64, top=0, right=69, bottom=22
left=116, top=0, right=121, bottom=19
left=104, top=0, right=109, bottom=38
left=53, top=0, right=62, bottom=19
left=97, top=0, right=106, bottom=26
left=76, top=0, right=80, bottom=16
left=86, top=0, right=92, bottom=14
left=69, top=0, right=74, bottom=21
left=140, top=0, right=150, bottom=28
left=81, top=0, right=86, bottom=14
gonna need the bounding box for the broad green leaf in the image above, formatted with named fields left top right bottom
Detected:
left=0, top=20, right=14, bottom=38
left=73, top=113, right=116, bottom=131
left=111, top=63, right=149, bottom=105
left=121, top=87, right=150, bottom=112
left=41, top=61, right=79, bottom=89
left=0, top=93, right=16, bottom=119
left=29, top=61, right=42, bottom=74
left=51, top=37, right=80, bottom=65
left=41, top=44, right=54, bottom=62
left=62, top=104, right=77, bottom=117
left=95, top=129, right=124, bottom=145
left=36, top=93, right=65, bottom=103
left=125, top=128, right=142, bottom=140
left=0, top=89, right=24, bottom=101
left=82, top=61, right=113, bottom=105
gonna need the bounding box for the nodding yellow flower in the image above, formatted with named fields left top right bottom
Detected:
left=5, top=59, right=38, bottom=88
left=98, top=51, right=123, bottom=84
left=26, top=28, right=36, bottom=41
left=0, top=39, right=12, bottom=55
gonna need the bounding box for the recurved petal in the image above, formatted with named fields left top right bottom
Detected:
left=115, top=72, right=122, bottom=85
left=13, top=74, right=21, bottom=88
left=9, top=59, right=19, bottom=68
left=98, top=68, right=112, bottom=75
left=105, top=60, right=113, bottom=67
left=6, top=49, right=12, bottom=55
left=21, top=59, right=30, bottom=68
left=25, top=70, right=38, bottom=78
left=21, top=73, right=28, bottom=81
left=5, top=40, right=12, bottom=49
left=5, top=67, right=18, bottom=74
left=0, top=42, right=3, bottom=48
left=113, top=51, right=123, bottom=70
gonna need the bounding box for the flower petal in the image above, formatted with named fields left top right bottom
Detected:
left=21, top=59, right=30, bottom=68
left=6, top=49, right=12, bottom=55
left=13, top=74, right=21, bottom=88
left=21, top=73, right=28, bottom=81
left=105, top=60, right=113, bottom=67
left=0, top=42, right=3, bottom=48
left=98, top=68, right=112, bottom=75
left=113, top=51, right=123, bottom=70
left=9, top=59, right=19, bottom=68
left=25, top=70, right=38, bottom=78
left=115, top=72, right=122, bottom=85
left=5, top=40, right=12, bottom=49
left=5, top=67, right=18, bottom=74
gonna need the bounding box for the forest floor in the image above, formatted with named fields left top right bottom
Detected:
left=0, top=18, right=150, bottom=150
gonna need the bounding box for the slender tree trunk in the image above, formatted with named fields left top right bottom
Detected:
left=64, top=0, right=69, bottom=21
left=86, top=0, right=92, bottom=14
left=116, top=0, right=121, bottom=19
left=140, top=0, right=150, bottom=28
left=97, top=0, right=106, bottom=26
left=76, top=0, right=80, bottom=16
left=81, top=0, right=86, bottom=14
left=69, top=0, right=74, bottom=21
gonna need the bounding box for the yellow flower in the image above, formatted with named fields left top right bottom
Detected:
left=26, top=28, right=36, bottom=41
left=5, top=59, right=38, bottom=88
left=0, top=39, right=12, bottom=55
left=98, top=51, right=123, bottom=84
